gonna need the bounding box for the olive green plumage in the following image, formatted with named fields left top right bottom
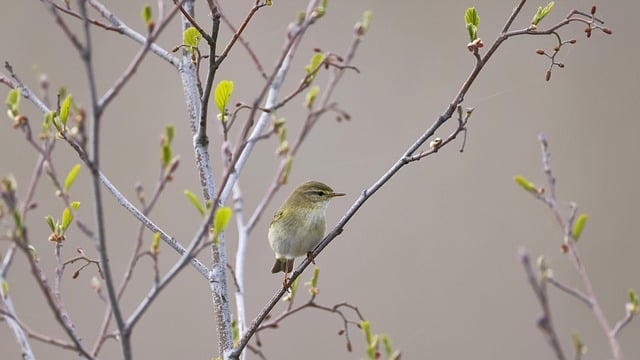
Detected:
left=268, top=181, right=345, bottom=274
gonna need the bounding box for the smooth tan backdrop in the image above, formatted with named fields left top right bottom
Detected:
left=1, top=1, right=638, bottom=359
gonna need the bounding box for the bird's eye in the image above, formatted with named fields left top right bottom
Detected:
left=315, top=191, right=324, bottom=196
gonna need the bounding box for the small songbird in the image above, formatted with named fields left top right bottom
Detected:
left=268, top=181, right=345, bottom=286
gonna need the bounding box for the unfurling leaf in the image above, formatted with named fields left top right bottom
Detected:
left=64, top=164, right=81, bottom=192
left=464, top=7, right=480, bottom=41
left=60, top=94, right=73, bottom=127
left=151, top=232, right=160, bottom=254
left=1, top=280, right=8, bottom=298
left=360, top=10, right=373, bottom=34
left=184, top=190, right=205, bottom=217
left=165, top=124, right=175, bottom=144
left=162, top=143, right=171, bottom=168
left=305, top=86, right=320, bottom=109
left=532, top=2, right=555, bottom=26
left=304, top=54, right=325, bottom=84
left=183, top=27, right=201, bottom=48
left=514, top=175, right=538, bottom=194
left=572, top=214, right=588, bottom=242
left=6, top=88, right=20, bottom=115
left=213, top=207, right=232, bottom=240
left=571, top=332, right=586, bottom=356
left=361, top=320, right=372, bottom=344
left=628, top=289, right=638, bottom=314
left=45, top=215, right=56, bottom=232
left=61, top=207, right=73, bottom=232
left=214, top=80, right=234, bottom=118
left=142, top=4, right=152, bottom=24
left=70, top=201, right=80, bottom=211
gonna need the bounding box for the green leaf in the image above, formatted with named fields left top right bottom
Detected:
left=232, top=320, right=239, bottom=347
left=12, top=209, right=23, bottom=232
left=142, top=4, right=152, bottom=24
left=571, top=332, right=586, bottom=355
left=162, top=143, right=171, bottom=168
left=213, top=207, right=232, bottom=240
left=309, top=267, right=320, bottom=288
left=60, top=94, right=73, bottom=127
left=281, top=156, right=293, bottom=184
left=513, top=175, right=538, bottom=194
left=6, top=89, right=20, bottom=114
left=572, top=214, right=588, bottom=242
left=304, top=54, right=325, bottom=84
left=61, top=207, right=73, bottom=232
left=70, top=201, right=80, bottom=211
left=184, top=190, right=205, bottom=216
left=183, top=27, right=202, bottom=48
left=361, top=320, right=372, bottom=344
left=214, top=80, right=234, bottom=117
left=464, top=7, right=479, bottom=41
left=64, top=164, right=81, bottom=192
left=305, top=86, right=320, bottom=109
left=361, top=10, right=373, bottom=33
left=532, top=2, right=554, bottom=26
left=45, top=215, right=56, bottom=232
left=1, top=280, right=8, bottom=298
left=165, top=124, right=175, bottom=144
left=464, top=7, right=480, bottom=26
left=151, top=232, right=160, bottom=254
left=629, top=289, right=638, bottom=311
left=381, top=335, right=393, bottom=356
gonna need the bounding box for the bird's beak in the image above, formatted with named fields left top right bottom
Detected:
left=330, top=192, right=346, bottom=198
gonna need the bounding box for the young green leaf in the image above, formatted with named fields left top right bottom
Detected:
left=305, top=86, right=320, bottom=109
left=45, top=215, right=56, bottom=232
left=162, top=143, right=171, bottom=168
left=214, top=80, right=234, bottom=117
left=465, top=7, right=480, bottom=41
left=61, top=207, right=73, bottom=232
left=571, top=332, right=586, bottom=355
left=304, top=54, right=325, bottom=84
left=151, top=232, right=160, bottom=254
left=213, top=207, right=232, bottom=239
left=361, top=320, right=372, bottom=345
left=64, top=164, right=81, bottom=192
left=381, top=335, right=393, bottom=357
left=142, top=4, right=152, bottom=24
left=532, top=2, right=555, bottom=26
left=183, top=27, right=202, bottom=48
left=361, top=10, right=373, bottom=33
left=184, top=190, right=205, bottom=216
left=629, top=289, right=638, bottom=314
left=513, top=175, right=538, bottom=194
left=281, top=156, right=293, bottom=183
left=6, top=88, right=20, bottom=115
left=1, top=280, right=8, bottom=298
left=60, top=94, right=73, bottom=128
left=572, top=214, right=588, bottom=242
left=165, top=124, right=175, bottom=144
left=70, top=201, right=80, bottom=211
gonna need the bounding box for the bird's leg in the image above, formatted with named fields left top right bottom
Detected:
left=282, top=261, right=290, bottom=289
left=306, top=251, right=316, bottom=264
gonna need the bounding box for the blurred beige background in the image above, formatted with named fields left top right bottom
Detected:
left=1, top=0, right=638, bottom=359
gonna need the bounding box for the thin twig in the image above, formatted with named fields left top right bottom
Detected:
left=519, top=248, right=566, bottom=360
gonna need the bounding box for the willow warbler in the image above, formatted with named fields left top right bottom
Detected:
left=268, top=181, right=345, bottom=284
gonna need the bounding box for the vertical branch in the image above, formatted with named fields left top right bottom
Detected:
left=76, top=1, right=128, bottom=358
left=231, top=182, right=248, bottom=360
